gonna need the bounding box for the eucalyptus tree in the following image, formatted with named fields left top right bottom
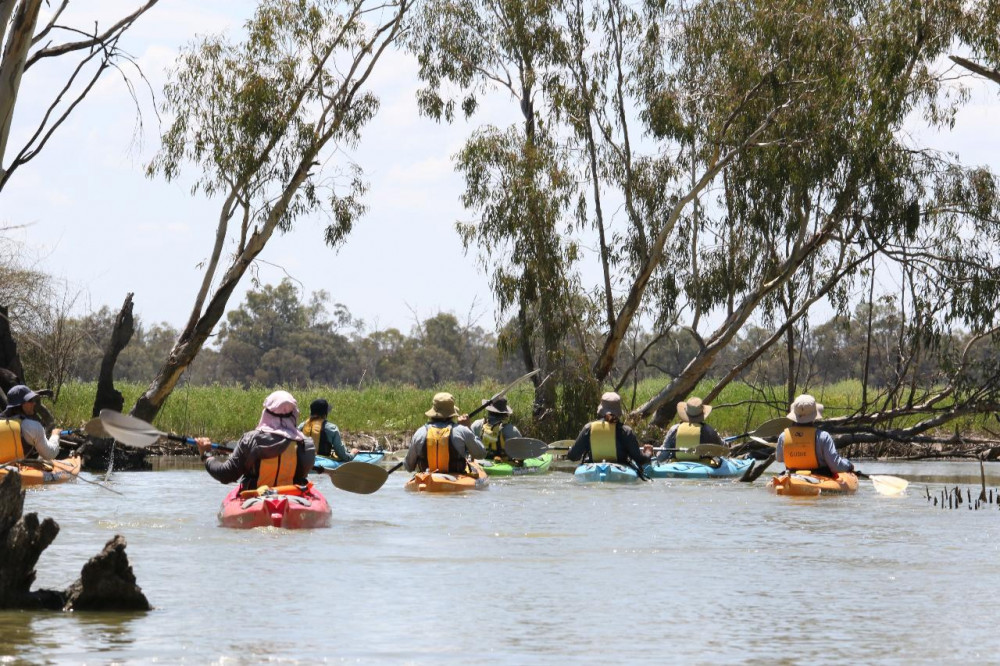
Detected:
left=134, top=0, right=410, bottom=421
left=0, top=0, right=159, bottom=193
left=410, top=0, right=591, bottom=431
left=610, top=0, right=1000, bottom=427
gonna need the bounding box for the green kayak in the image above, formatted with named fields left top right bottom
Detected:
left=479, top=453, right=553, bottom=477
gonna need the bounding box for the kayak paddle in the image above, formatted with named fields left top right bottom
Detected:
left=855, top=471, right=910, bottom=496
left=724, top=417, right=793, bottom=442
left=325, top=460, right=405, bottom=494
left=465, top=369, right=540, bottom=421
left=99, top=410, right=232, bottom=452
left=506, top=438, right=729, bottom=460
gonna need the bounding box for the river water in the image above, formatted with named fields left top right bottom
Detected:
left=3, top=460, right=1000, bottom=664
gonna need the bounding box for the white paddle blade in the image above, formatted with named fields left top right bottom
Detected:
left=870, top=474, right=909, bottom=496
left=98, top=409, right=164, bottom=448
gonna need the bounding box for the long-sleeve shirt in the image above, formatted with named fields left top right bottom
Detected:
left=470, top=418, right=522, bottom=456
left=657, top=422, right=726, bottom=462
left=3, top=415, right=60, bottom=460
left=205, top=430, right=316, bottom=489
left=776, top=428, right=853, bottom=473
left=567, top=421, right=650, bottom=468
left=405, top=421, right=486, bottom=472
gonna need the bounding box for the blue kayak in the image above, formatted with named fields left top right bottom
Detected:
left=574, top=462, right=639, bottom=483
left=313, top=451, right=385, bottom=472
left=643, top=457, right=753, bottom=479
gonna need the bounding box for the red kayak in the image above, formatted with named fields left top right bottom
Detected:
left=218, top=482, right=332, bottom=529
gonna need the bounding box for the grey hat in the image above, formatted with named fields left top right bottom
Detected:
left=483, top=397, right=513, bottom=415
left=596, top=392, right=623, bottom=419
left=5, top=384, right=39, bottom=408
left=787, top=394, right=823, bottom=423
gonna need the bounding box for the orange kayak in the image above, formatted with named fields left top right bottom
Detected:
left=404, top=461, right=489, bottom=493
left=0, top=457, right=81, bottom=486
left=768, top=470, right=858, bottom=496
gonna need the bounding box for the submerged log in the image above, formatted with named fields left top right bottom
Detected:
left=0, top=472, right=150, bottom=611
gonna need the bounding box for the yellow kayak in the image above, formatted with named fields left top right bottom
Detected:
left=0, top=456, right=81, bottom=486
left=768, top=470, right=858, bottom=496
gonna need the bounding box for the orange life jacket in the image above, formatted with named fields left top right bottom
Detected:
left=782, top=426, right=820, bottom=470
left=590, top=420, right=617, bottom=462
left=425, top=425, right=458, bottom=472
left=0, top=419, right=25, bottom=464
left=255, top=440, right=299, bottom=488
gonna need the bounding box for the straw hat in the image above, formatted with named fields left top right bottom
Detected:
left=677, top=397, right=712, bottom=423
left=787, top=394, right=823, bottom=423
left=426, top=392, right=460, bottom=420
left=596, top=392, right=623, bottom=418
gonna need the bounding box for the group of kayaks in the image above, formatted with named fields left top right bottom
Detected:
left=8, top=444, right=860, bottom=531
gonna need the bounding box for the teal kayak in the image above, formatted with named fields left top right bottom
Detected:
left=313, top=451, right=385, bottom=472
left=643, top=456, right=753, bottom=479
left=480, top=453, right=553, bottom=477
left=574, top=462, right=639, bottom=483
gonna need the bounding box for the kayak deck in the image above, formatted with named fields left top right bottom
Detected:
left=0, top=456, right=81, bottom=486
left=479, top=453, right=553, bottom=476
left=218, top=484, right=332, bottom=528
left=644, top=457, right=753, bottom=479
left=574, top=462, right=639, bottom=483
left=405, top=461, right=489, bottom=492
left=768, top=471, right=859, bottom=496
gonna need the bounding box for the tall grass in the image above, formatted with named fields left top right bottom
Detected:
left=51, top=379, right=983, bottom=444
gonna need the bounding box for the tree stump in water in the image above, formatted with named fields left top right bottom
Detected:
left=0, top=473, right=151, bottom=611
left=75, top=437, right=152, bottom=472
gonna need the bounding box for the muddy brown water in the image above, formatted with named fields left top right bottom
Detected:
left=2, top=460, right=1000, bottom=664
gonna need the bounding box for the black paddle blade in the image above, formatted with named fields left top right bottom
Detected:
left=502, top=437, right=548, bottom=459
left=98, top=409, right=165, bottom=448
left=326, top=461, right=389, bottom=495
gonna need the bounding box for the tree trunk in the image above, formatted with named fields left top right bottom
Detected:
left=92, top=293, right=134, bottom=417
left=0, top=0, right=42, bottom=177
left=0, top=304, right=26, bottom=391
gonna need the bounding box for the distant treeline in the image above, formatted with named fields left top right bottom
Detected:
left=15, top=278, right=996, bottom=396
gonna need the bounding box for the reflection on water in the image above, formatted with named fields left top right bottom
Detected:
left=3, top=461, right=1000, bottom=663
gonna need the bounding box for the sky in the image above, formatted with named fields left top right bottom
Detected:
left=3, top=2, right=1000, bottom=341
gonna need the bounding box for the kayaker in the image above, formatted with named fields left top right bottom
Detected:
left=567, top=392, right=650, bottom=472
left=470, top=397, right=521, bottom=458
left=648, top=397, right=726, bottom=462
left=775, top=394, right=855, bottom=476
left=0, top=384, right=61, bottom=464
left=299, top=398, right=357, bottom=461
left=195, top=390, right=316, bottom=491
left=405, top=392, right=486, bottom=474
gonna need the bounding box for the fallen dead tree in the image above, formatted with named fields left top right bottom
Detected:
left=0, top=472, right=150, bottom=611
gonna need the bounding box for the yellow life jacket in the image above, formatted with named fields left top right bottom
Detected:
left=426, top=425, right=457, bottom=473
left=0, top=418, right=25, bottom=464
left=673, top=423, right=703, bottom=461
left=481, top=422, right=504, bottom=456
left=590, top=420, right=617, bottom=462
left=256, top=440, right=299, bottom=488
left=782, top=426, right=819, bottom=471
left=301, top=417, right=323, bottom=448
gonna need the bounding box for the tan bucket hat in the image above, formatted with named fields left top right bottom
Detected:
left=596, top=392, right=623, bottom=418
left=677, top=397, right=711, bottom=423
left=425, top=392, right=460, bottom=420
left=787, top=394, right=823, bottom=423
